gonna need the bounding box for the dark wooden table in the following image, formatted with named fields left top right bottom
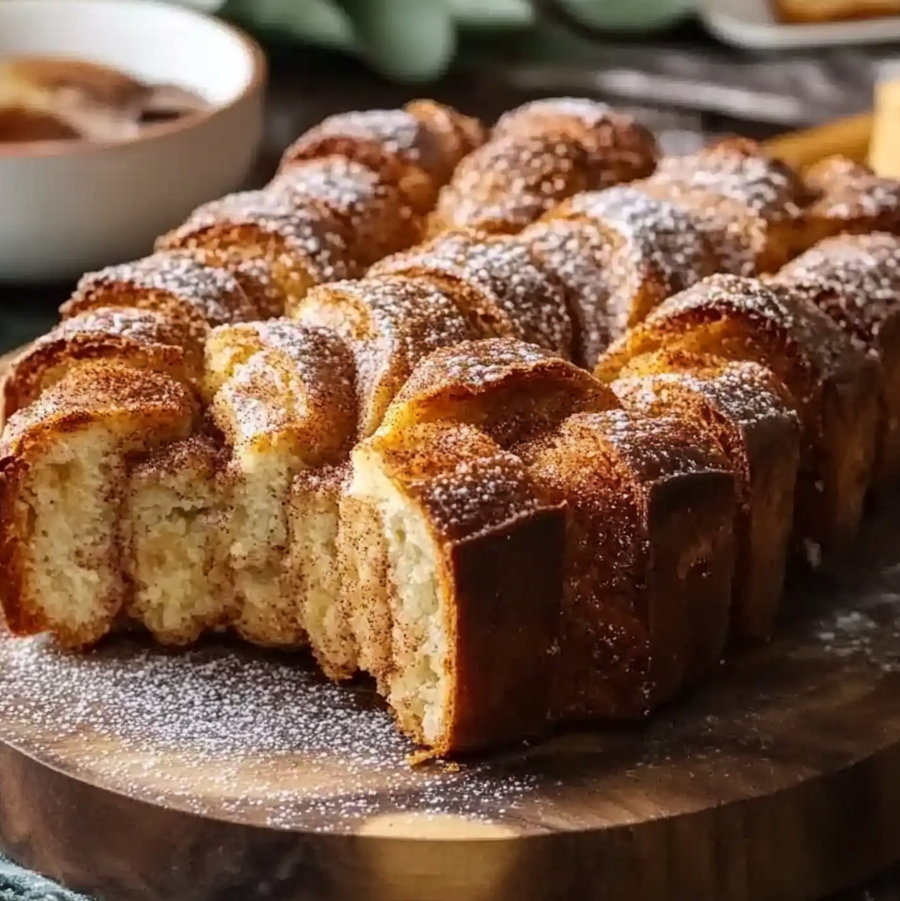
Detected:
left=0, top=22, right=897, bottom=901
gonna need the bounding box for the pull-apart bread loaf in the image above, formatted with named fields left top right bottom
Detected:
left=612, top=351, right=801, bottom=641
left=519, top=185, right=718, bottom=365
left=0, top=364, right=196, bottom=646
left=771, top=232, right=900, bottom=485
left=430, top=98, right=658, bottom=235
left=9, top=96, right=900, bottom=758
left=520, top=409, right=736, bottom=721
left=595, top=274, right=880, bottom=569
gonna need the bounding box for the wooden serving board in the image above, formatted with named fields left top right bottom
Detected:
left=0, top=120, right=896, bottom=901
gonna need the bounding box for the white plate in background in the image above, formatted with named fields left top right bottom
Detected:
left=701, top=0, right=900, bottom=49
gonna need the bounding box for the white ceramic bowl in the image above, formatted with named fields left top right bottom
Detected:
left=0, top=0, right=266, bottom=283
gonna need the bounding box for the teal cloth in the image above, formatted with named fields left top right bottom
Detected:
left=0, top=852, right=87, bottom=901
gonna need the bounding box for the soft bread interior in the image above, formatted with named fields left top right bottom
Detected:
left=348, top=443, right=448, bottom=745
left=124, top=440, right=229, bottom=644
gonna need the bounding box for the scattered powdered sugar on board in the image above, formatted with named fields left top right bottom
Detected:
left=0, top=637, right=537, bottom=832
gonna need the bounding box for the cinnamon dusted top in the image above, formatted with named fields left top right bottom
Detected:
left=596, top=274, right=863, bottom=400
left=493, top=97, right=658, bottom=178
left=772, top=232, right=900, bottom=349
left=804, top=157, right=900, bottom=233
left=208, top=323, right=358, bottom=462
left=367, top=421, right=556, bottom=542
left=430, top=131, right=594, bottom=234
left=158, top=190, right=356, bottom=285
left=651, top=137, right=809, bottom=221
left=0, top=361, right=195, bottom=455
left=186, top=249, right=286, bottom=320
left=64, top=251, right=257, bottom=332
left=378, top=337, right=619, bottom=447
left=370, top=229, right=574, bottom=358
left=279, top=100, right=485, bottom=187
left=294, top=276, right=477, bottom=436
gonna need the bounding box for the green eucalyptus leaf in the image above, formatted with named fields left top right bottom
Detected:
left=228, top=0, right=355, bottom=50
left=341, top=0, right=456, bottom=83
left=444, top=0, right=534, bottom=29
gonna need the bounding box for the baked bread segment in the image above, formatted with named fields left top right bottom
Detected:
left=0, top=363, right=196, bottom=647
left=123, top=434, right=230, bottom=645
left=430, top=99, right=657, bottom=235
left=803, top=157, right=900, bottom=239
left=2, top=307, right=201, bottom=421
left=278, top=100, right=485, bottom=211
left=208, top=322, right=357, bottom=647
left=639, top=138, right=811, bottom=271
left=346, top=421, right=565, bottom=754
left=519, top=409, right=736, bottom=721
left=268, top=155, right=424, bottom=267
left=772, top=232, right=900, bottom=484
left=520, top=185, right=717, bottom=364
left=612, top=351, right=801, bottom=641
left=290, top=276, right=479, bottom=438
left=61, top=251, right=258, bottom=338
left=595, top=274, right=881, bottom=568
left=156, top=190, right=358, bottom=308
left=377, top=337, right=620, bottom=448
left=370, top=229, right=575, bottom=358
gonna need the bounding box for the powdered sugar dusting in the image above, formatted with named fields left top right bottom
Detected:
left=0, top=636, right=538, bottom=832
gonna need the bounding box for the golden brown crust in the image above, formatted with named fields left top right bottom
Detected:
left=155, top=190, right=359, bottom=304
left=804, top=157, right=900, bottom=239
left=772, top=232, right=900, bottom=484
left=612, top=350, right=802, bottom=641
left=290, top=276, right=478, bottom=438
left=278, top=101, right=485, bottom=210
left=595, top=274, right=880, bottom=567
left=2, top=307, right=200, bottom=420
left=268, top=155, right=423, bottom=266
left=369, top=229, right=575, bottom=358
left=61, top=251, right=257, bottom=344
left=0, top=363, right=197, bottom=645
left=377, top=337, right=620, bottom=448
left=492, top=98, right=658, bottom=184
left=521, top=185, right=718, bottom=363
left=361, top=421, right=564, bottom=753
left=186, top=248, right=287, bottom=320
left=519, top=409, right=736, bottom=721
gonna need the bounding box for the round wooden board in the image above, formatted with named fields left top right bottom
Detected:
left=0, top=506, right=898, bottom=901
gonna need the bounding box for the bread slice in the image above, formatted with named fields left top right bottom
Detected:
left=803, top=157, right=900, bottom=241
left=521, top=185, right=718, bottom=364
left=595, top=274, right=881, bottom=568
left=377, top=337, right=620, bottom=449
left=369, top=230, right=575, bottom=359
left=0, top=363, right=196, bottom=646
left=345, top=421, right=565, bottom=754
left=268, top=155, right=423, bottom=267
left=123, top=434, right=230, bottom=645
left=492, top=98, right=658, bottom=193
left=772, top=232, right=900, bottom=484
left=156, top=190, right=359, bottom=309
left=208, top=322, right=357, bottom=647
left=278, top=101, right=485, bottom=210
left=286, top=464, right=356, bottom=679
left=290, top=275, right=478, bottom=437
left=520, top=409, right=735, bottom=721
left=613, top=351, right=801, bottom=641
left=61, top=250, right=258, bottom=332
left=428, top=131, right=596, bottom=235
left=648, top=137, right=811, bottom=266
left=2, top=306, right=201, bottom=421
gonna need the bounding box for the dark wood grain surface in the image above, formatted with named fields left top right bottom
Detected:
left=1, top=27, right=898, bottom=901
